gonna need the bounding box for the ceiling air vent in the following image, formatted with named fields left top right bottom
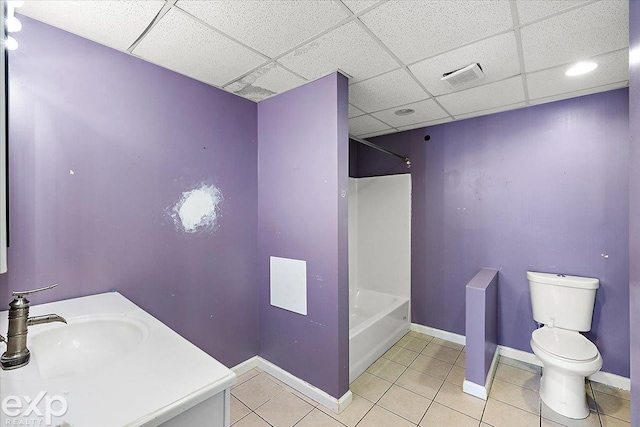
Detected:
left=441, top=63, right=485, bottom=90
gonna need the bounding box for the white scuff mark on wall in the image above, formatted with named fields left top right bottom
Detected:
left=69, top=170, right=74, bottom=175
left=169, top=184, right=223, bottom=234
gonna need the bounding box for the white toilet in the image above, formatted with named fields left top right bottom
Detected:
left=527, top=271, right=602, bottom=419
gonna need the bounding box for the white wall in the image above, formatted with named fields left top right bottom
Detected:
left=348, top=175, right=411, bottom=298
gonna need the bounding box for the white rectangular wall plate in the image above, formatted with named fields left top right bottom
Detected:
left=270, top=256, right=307, bottom=315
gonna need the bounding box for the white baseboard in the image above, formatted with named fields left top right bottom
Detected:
left=462, top=347, right=500, bottom=400
left=498, top=345, right=631, bottom=391
left=411, top=323, right=466, bottom=346
left=231, top=356, right=352, bottom=414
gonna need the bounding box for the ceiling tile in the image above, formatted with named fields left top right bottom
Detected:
left=396, top=117, right=453, bottom=132
left=349, top=69, right=428, bottom=112
left=516, top=0, right=590, bottom=25
left=527, top=49, right=629, bottom=101
left=371, top=99, right=449, bottom=128
left=133, top=9, right=266, bottom=87
left=19, top=0, right=165, bottom=51
left=359, top=0, right=513, bottom=64
left=409, top=32, right=520, bottom=96
left=176, top=0, right=348, bottom=58
left=341, top=1, right=381, bottom=14
left=358, top=129, right=398, bottom=139
left=349, top=104, right=366, bottom=118
left=224, top=63, right=306, bottom=102
left=520, top=1, right=628, bottom=72
left=529, top=81, right=628, bottom=107
left=436, top=76, right=526, bottom=116
left=349, top=115, right=392, bottom=136
left=278, top=21, right=398, bottom=83
left=455, top=102, right=526, bottom=120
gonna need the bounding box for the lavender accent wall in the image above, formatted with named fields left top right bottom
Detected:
left=355, top=89, right=630, bottom=376
left=257, top=73, right=349, bottom=399
left=628, top=0, right=640, bottom=422
left=0, top=16, right=259, bottom=368
left=465, top=268, right=498, bottom=387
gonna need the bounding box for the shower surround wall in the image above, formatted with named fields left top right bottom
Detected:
left=0, top=16, right=259, bottom=368
left=353, top=89, right=630, bottom=378
left=629, top=0, right=640, bottom=422
left=257, top=73, right=350, bottom=400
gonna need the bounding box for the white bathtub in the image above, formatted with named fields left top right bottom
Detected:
left=349, top=288, right=410, bottom=383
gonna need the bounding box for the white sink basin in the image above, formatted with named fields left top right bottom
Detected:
left=30, top=315, right=149, bottom=380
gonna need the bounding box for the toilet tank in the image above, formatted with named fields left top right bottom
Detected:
left=527, top=271, right=599, bottom=332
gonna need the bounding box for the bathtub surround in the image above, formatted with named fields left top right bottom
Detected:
left=354, top=89, right=631, bottom=379
left=257, top=73, right=350, bottom=400
left=464, top=268, right=499, bottom=400
left=629, top=0, right=640, bottom=423
left=0, top=16, right=259, bottom=368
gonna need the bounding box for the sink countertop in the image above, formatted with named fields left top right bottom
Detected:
left=0, top=291, right=236, bottom=426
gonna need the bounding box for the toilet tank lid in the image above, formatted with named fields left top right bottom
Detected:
left=527, top=271, right=599, bottom=290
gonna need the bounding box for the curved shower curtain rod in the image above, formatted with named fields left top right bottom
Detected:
left=349, top=135, right=411, bottom=168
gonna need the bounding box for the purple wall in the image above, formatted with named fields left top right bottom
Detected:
left=356, top=89, right=630, bottom=377
left=0, top=16, right=259, bottom=368
left=629, top=0, right=640, bottom=423
left=257, top=73, right=349, bottom=399
left=465, top=268, right=498, bottom=387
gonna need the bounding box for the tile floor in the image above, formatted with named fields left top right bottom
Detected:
left=230, top=331, right=631, bottom=427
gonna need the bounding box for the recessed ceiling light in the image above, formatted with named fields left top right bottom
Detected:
left=565, top=61, right=598, bottom=77
left=394, top=108, right=415, bottom=116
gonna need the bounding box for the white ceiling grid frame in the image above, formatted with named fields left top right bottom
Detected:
left=349, top=104, right=366, bottom=118
left=437, top=76, right=526, bottom=116
left=349, top=68, right=429, bottom=112
left=526, top=49, right=630, bottom=100
left=520, top=0, right=629, bottom=72
left=132, top=8, right=266, bottom=87
left=19, top=0, right=166, bottom=52
left=349, top=115, right=393, bottom=136
left=277, top=20, right=399, bottom=83
left=175, top=0, right=349, bottom=58
left=358, top=0, right=513, bottom=64
left=528, top=80, right=629, bottom=106
left=408, top=32, right=521, bottom=97
left=341, top=0, right=384, bottom=15
left=509, top=0, right=531, bottom=105
left=371, top=99, right=449, bottom=128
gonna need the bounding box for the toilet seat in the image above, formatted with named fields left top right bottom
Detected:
left=532, top=327, right=599, bottom=362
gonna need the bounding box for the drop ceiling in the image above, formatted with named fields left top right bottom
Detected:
left=18, top=0, right=630, bottom=139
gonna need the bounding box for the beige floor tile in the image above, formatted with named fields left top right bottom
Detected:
left=420, top=402, right=480, bottom=427
left=409, top=354, right=454, bottom=380
left=383, top=345, right=420, bottom=366
left=296, top=408, right=347, bottom=427
left=266, top=376, right=319, bottom=407
left=482, top=398, right=539, bottom=427
left=356, top=404, right=415, bottom=427
left=397, top=334, right=413, bottom=347
left=586, top=383, right=597, bottom=412
left=409, top=331, right=433, bottom=342
left=591, top=382, right=631, bottom=401
left=404, top=336, right=430, bottom=353
left=231, top=395, right=252, bottom=425
left=421, top=343, right=461, bottom=364
left=232, top=373, right=285, bottom=410
left=455, top=352, right=466, bottom=368
left=434, top=381, right=486, bottom=420
left=445, top=365, right=466, bottom=386
left=431, top=337, right=465, bottom=351
left=494, top=363, right=540, bottom=391
left=234, top=368, right=262, bottom=388
left=378, top=384, right=432, bottom=424
left=350, top=372, right=392, bottom=402
left=593, top=390, right=631, bottom=422
left=318, top=394, right=373, bottom=427
left=366, top=357, right=407, bottom=383
left=600, top=414, right=631, bottom=426
left=396, top=368, right=444, bottom=400
left=232, top=412, right=271, bottom=427
left=489, top=378, right=540, bottom=415
left=498, top=356, right=542, bottom=374
left=541, top=402, right=601, bottom=427
left=254, top=390, right=314, bottom=427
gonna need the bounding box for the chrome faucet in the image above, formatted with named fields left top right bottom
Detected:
left=0, top=284, right=67, bottom=370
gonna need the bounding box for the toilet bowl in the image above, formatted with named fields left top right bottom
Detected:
left=530, top=326, right=602, bottom=419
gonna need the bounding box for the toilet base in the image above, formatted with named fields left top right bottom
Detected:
left=539, top=367, right=589, bottom=419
